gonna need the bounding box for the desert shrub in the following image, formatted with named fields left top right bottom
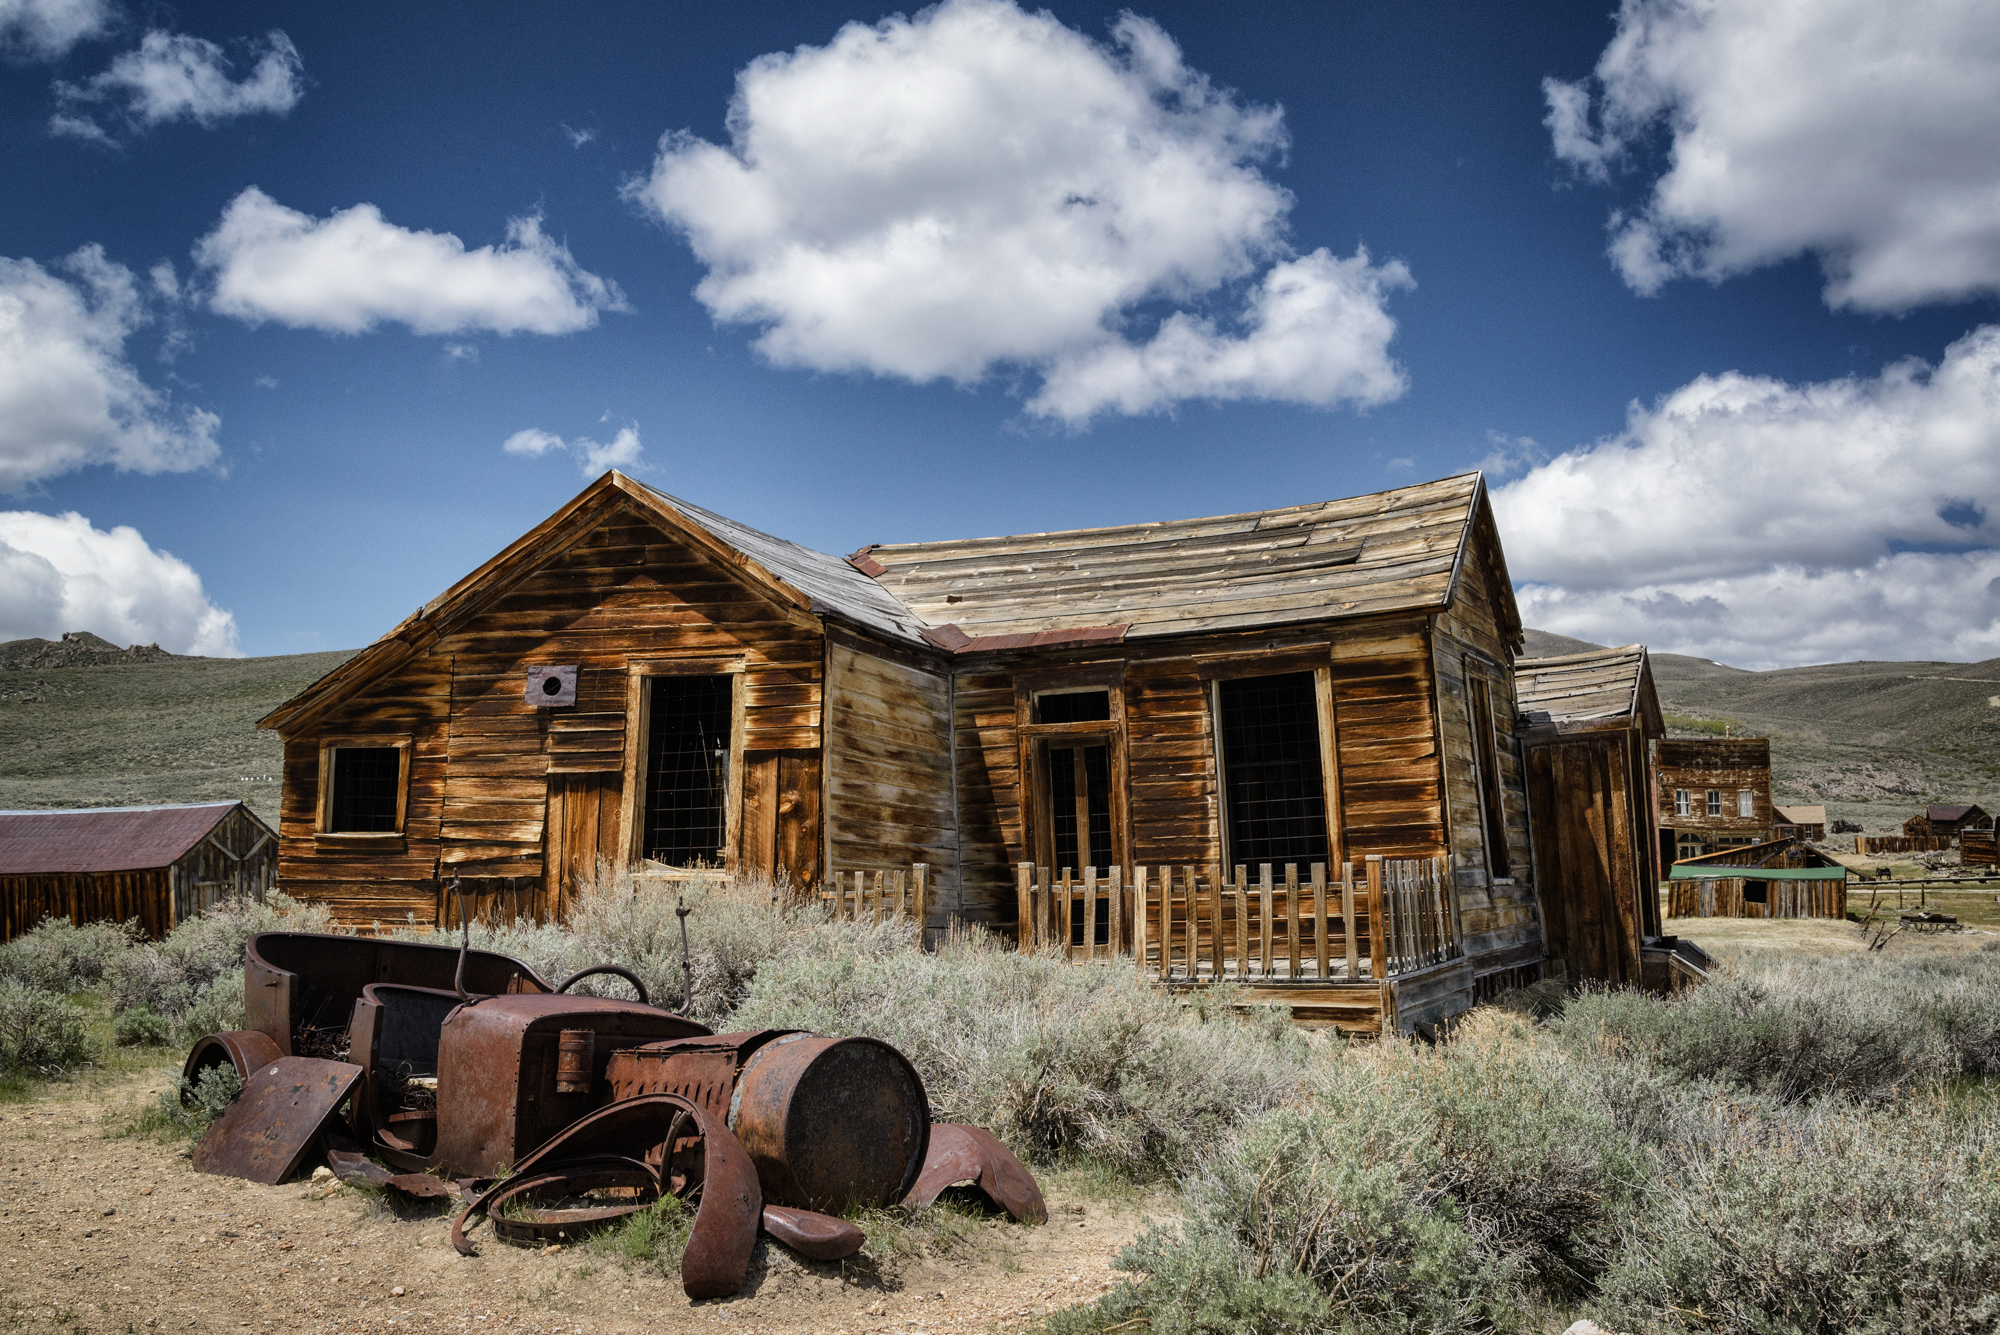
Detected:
left=1060, top=1014, right=1640, bottom=1334
left=108, top=892, right=333, bottom=1044
left=732, top=928, right=1313, bottom=1177
left=0, top=916, right=141, bottom=994
left=1598, top=1100, right=2000, bottom=1334
left=435, top=867, right=912, bottom=1027
left=0, top=981, right=93, bottom=1077
left=112, top=1005, right=173, bottom=1047
left=128, top=1062, right=245, bottom=1142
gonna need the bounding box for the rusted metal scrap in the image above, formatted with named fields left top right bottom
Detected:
left=186, top=930, right=1045, bottom=1299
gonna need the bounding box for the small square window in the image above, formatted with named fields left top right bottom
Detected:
left=327, top=746, right=402, bottom=832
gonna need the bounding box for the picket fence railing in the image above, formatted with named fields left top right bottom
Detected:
left=1014, top=855, right=1460, bottom=982
left=817, top=865, right=929, bottom=926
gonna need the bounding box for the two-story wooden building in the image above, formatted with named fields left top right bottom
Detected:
left=1655, top=738, right=1773, bottom=865
left=261, top=470, right=1548, bottom=1027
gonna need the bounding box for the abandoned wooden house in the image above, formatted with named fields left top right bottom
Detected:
left=260, top=469, right=1551, bottom=1033
left=1904, top=804, right=1993, bottom=839
left=1665, top=836, right=1848, bottom=920
left=1773, top=804, right=1827, bottom=842
left=1655, top=738, right=1773, bottom=864
left=0, top=801, right=275, bottom=942
left=1514, top=644, right=1663, bottom=987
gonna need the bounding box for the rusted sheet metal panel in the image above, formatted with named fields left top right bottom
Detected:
left=0, top=801, right=245, bottom=875
left=730, top=1032, right=930, bottom=1212
left=192, top=1057, right=362, bottom=1185
left=904, top=1123, right=1047, bottom=1224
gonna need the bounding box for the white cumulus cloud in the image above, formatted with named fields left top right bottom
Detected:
left=0, top=0, right=110, bottom=59
left=1546, top=0, right=2000, bottom=310
left=630, top=0, right=1409, bottom=424
left=0, top=246, right=220, bottom=492
left=503, top=425, right=643, bottom=477
left=51, top=29, right=303, bottom=144
left=0, top=510, right=240, bottom=656
left=195, top=187, right=628, bottom=337
left=1495, top=325, right=2000, bottom=668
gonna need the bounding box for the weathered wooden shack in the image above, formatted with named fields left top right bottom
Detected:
left=1515, top=645, right=1662, bottom=985
left=0, top=802, right=275, bottom=941
left=262, top=469, right=1546, bottom=1032
left=1665, top=836, right=1848, bottom=919
left=1773, top=804, right=1827, bottom=841
left=1655, top=738, right=1773, bottom=864
left=1904, top=804, right=1993, bottom=839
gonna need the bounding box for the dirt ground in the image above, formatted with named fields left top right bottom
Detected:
left=0, top=1069, right=1159, bottom=1335
left=1672, top=910, right=2000, bottom=958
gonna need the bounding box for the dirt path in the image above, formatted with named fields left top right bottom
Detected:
left=1, top=1070, right=1158, bottom=1335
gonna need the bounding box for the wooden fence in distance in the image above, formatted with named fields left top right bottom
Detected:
left=1667, top=876, right=1846, bottom=919
left=1964, top=830, right=1997, bottom=868
left=1014, top=855, right=1460, bottom=982
left=1856, top=835, right=1953, bottom=855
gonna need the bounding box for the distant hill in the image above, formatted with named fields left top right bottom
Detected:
left=0, top=639, right=358, bottom=823
left=1521, top=629, right=2000, bottom=831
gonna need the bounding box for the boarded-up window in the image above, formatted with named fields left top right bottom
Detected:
left=642, top=676, right=731, bottom=866
left=1216, top=672, right=1328, bottom=867
left=328, top=747, right=401, bottom=832
left=1469, top=677, right=1512, bottom=878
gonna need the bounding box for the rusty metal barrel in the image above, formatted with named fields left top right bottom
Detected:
left=726, top=1033, right=929, bottom=1212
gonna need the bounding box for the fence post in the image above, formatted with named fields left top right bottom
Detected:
left=1015, top=864, right=1033, bottom=953
left=1058, top=869, right=1074, bottom=960
left=1282, top=863, right=1300, bottom=980
left=1341, top=862, right=1358, bottom=980
left=1158, top=867, right=1175, bottom=983
left=1311, top=863, right=1328, bottom=982
left=1132, top=866, right=1148, bottom=969
left=1205, top=868, right=1222, bottom=983
left=912, top=864, right=928, bottom=941
left=1365, top=855, right=1387, bottom=978
left=1083, top=867, right=1099, bottom=962
left=1109, top=866, right=1124, bottom=959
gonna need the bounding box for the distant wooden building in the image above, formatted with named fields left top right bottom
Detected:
left=1773, top=804, right=1827, bottom=841
left=1656, top=738, right=1773, bottom=864
left=1666, top=836, right=1848, bottom=919
left=0, top=802, right=275, bottom=942
left=262, top=470, right=1550, bottom=1033
left=1516, top=645, right=1663, bottom=986
left=1904, top=804, right=1993, bottom=839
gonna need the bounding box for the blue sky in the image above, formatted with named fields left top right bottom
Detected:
left=3, top=0, right=1998, bottom=669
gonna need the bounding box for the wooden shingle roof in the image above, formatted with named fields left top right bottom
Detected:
left=1516, top=645, right=1663, bottom=736
left=857, top=472, right=1502, bottom=643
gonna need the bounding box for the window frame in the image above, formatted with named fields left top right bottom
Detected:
left=1675, top=789, right=1691, bottom=817
left=1464, top=667, right=1514, bottom=882
left=620, top=658, right=747, bottom=870
left=1015, top=666, right=1128, bottom=876
left=1205, top=664, right=1341, bottom=875
left=314, top=736, right=412, bottom=846
left=1738, top=788, right=1755, bottom=819
left=1707, top=789, right=1723, bottom=818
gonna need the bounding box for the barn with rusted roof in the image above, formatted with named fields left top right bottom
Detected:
left=0, top=801, right=275, bottom=941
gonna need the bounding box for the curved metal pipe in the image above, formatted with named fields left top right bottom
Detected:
left=450, top=876, right=477, bottom=1003
left=553, top=964, right=650, bottom=1005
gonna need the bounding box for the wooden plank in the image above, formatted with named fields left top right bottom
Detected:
left=1132, top=866, right=1148, bottom=972
left=1312, top=862, right=1328, bottom=980
left=1083, top=866, right=1099, bottom=962
left=1259, top=864, right=1274, bottom=979
left=1285, top=862, right=1302, bottom=980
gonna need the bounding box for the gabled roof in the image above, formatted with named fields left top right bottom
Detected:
left=1927, top=803, right=1988, bottom=822
left=1515, top=645, right=1662, bottom=735
left=0, top=802, right=255, bottom=875
left=1775, top=804, right=1827, bottom=827
left=262, top=470, right=1521, bottom=732
left=855, top=472, right=1517, bottom=644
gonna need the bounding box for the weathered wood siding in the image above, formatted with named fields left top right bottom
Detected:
left=1523, top=731, right=1644, bottom=984
left=277, top=499, right=827, bottom=929
left=825, top=637, right=958, bottom=925
left=1330, top=617, right=1444, bottom=862
left=1430, top=524, right=1538, bottom=961
left=952, top=669, right=1019, bottom=925
left=1125, top=658, right=1219, bottom=868
left=1656, top=739, right=1773, bottom=850
left=1, top=869, right=171, bottom=941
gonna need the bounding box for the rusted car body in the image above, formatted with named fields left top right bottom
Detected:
left=188, top=931, right=1044, bottom=1298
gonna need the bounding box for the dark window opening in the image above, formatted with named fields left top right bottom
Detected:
left=1469, top=677, right=1512, bottom=878
left=642, top=675, right=732, bottom=866
left=1036, top=690, right=1111, bottom=724
left=1744, top=880, right=1768, bottom=903
left=329, top=747, right=401, bottom=832
left=1218, top=672, right=1328, bottom=868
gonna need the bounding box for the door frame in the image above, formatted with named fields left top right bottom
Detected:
left=1013, top=668, right=1129, bottom=875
